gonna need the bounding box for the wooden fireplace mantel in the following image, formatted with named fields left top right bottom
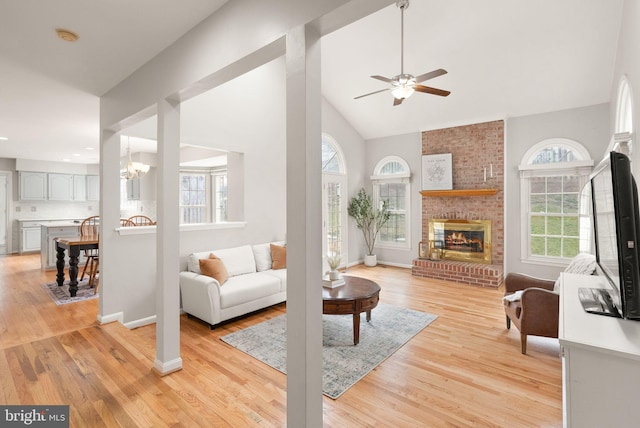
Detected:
left=420, top=189, right=498, bottom=197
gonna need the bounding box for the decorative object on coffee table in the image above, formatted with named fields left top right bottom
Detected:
left=327, top=254, right=342, bottom=280
left=347, top=188, right=390, bottom=267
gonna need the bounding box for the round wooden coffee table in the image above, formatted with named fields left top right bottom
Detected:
left=322, top=276, right=381, bottom=345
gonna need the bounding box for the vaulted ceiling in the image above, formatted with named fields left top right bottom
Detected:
left=0, top=0, right=624, bottom=163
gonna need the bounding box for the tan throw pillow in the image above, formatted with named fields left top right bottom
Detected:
left=199, top=253, right=229, bottom=285
left=270, top=244, right=286, bottom=270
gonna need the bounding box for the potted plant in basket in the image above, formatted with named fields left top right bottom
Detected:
left=348, top=188, right=390, bottom=266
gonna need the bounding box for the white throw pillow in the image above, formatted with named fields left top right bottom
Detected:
left=252, top=243, right=272, bottom=272
left=554, top=253, right=597, bottom=292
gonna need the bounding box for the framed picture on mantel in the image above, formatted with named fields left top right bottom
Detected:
left=422, top=153, right=453, bottom=190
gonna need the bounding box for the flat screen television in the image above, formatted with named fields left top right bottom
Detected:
left=583, top=151, right=640, bottom=320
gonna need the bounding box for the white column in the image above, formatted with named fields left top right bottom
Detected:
left=286, top=25, right=323, bottom=427
left=97, top=129, right=122, bottom=321
left=154, top=98, right=183, bottom=374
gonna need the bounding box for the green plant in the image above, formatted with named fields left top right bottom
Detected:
left=327, top=254, right=341, bottom=271
left=347, top=188, right=390, bottom=256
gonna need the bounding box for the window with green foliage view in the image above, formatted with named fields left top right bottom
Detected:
left=519, top=139, right=594, bottom=264
left=529, top=176, right=580, bottom=258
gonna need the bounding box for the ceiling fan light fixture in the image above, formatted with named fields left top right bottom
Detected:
left=391, top=74, right=416, bottom=99
left=391, top=84, right=414, bottom=100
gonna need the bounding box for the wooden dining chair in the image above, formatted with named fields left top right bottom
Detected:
left=79, top=216, right=100, bottom=287
left=128, top=215, right=155, bottom=226
left=120, top=218, right=135, bottom=227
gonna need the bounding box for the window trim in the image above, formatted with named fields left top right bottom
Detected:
left=519, top=139, right=593, bottom=265
left=371, top=156, right=411, bottom=250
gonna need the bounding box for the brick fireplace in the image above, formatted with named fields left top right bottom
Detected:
left=412, top=120, right=505, bottom=288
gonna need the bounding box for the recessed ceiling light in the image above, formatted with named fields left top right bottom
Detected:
left=0, top=136, right=8, bottom=141
left=84, top=147, right=94, bottom=150
left=62, top=158, right=71, bottom=162
left=72, top=153, right=81, bottom=157
left=56, top=28, right=79, bottom=42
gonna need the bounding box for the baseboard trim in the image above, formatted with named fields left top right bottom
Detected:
left=124, top=315, right=157, bottom=329
left=346, top=260, right=412, bottom=269
left=153, top=357, right=183, bottom=376
left=97, top=312, right=123, bottom=325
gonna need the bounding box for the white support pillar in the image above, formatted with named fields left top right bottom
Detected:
left=286, top=25, right=323, bottom=427
left=97, top=129, right=122, bottom=321
left=154, top=97, right=183, bottom=375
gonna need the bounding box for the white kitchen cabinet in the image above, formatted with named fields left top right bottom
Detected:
left=40, top=222, right=85, bottom=270
left=73, top=175, right=86, bottom=201
left=127, top=178, right=140, bottom=200
left=86, top=175, right=99, bottom=201
left=20, top=221, right=41, bottom=253
left=48, top=173, right=74, bottom=201
left=19, top=172, right=47, bottom=200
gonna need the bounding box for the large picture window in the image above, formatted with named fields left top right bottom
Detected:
left=519, top=139, right=593, bottom=265
left=372, top=156, right=411, bottom=248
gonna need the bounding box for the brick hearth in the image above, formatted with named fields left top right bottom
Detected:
left=412, top=259, right=504, bottom=288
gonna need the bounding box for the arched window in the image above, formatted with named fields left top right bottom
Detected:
left=613, top=76, right=634, bottom=156
left=519, top=139, right=593, bottom=264
left=322, top=134, right=345, bottom=174
left=371, top=156, right=411, bottom=248
left=321, top=134, right=347, bottom=268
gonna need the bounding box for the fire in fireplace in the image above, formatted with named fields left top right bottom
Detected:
left=428, top=219, right=492, bottom=264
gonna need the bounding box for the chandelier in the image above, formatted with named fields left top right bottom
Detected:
left=121, top=137, right=150, bottom=180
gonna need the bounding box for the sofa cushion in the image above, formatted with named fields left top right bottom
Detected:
left=271, top=244, right=286, bottom=270
left=199, top=254, right=229, bottom=285
left=263, top=269, right=287, bottom=292
left=252, top=243, right=272, bottom=272
left=220, top=272, right=281, bottom=309
left=188, top=245, right=256, bottom=277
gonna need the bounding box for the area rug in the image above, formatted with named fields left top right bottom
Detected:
left=220, top=303, right=437, bottom=399
left=42, top=278, right=99, bottom=305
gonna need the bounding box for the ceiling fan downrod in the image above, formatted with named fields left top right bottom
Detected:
left=397, top=0, right=409, bottom=75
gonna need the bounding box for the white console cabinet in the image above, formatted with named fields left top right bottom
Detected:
left=559, top=272, right=640, bottom=427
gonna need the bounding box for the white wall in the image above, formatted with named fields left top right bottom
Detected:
left=365, top=132, right=422, bottom=267
left=505, top=103, right=610, bottom=279
left=105, top=58, right=370, bottom=322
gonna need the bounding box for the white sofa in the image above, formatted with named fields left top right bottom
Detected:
left=179, top=243, right=286, bottom=328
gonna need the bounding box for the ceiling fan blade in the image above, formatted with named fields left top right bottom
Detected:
left=393, top=97, right=404, bottom=106
left=414, top=85, right=451, bottom=97
left=414, top=69, right=447, bottom=83
left=354, top=88, right=390, bottom=100
left=371, top=75, right=392, bottom=83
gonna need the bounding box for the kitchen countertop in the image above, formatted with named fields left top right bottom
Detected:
left=39, top=220, right=82, bottom=227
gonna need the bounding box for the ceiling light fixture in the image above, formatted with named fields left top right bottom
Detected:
left=56, top=28, right=79, bottom=42
left=121, top=137, right=150, bottom=180
left=0, top=136, right=8, bottom=141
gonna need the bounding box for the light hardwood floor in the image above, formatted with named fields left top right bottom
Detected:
left=0, top=254, right=562, bottom=427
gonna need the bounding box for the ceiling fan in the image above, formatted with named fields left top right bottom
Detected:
left=354, top=0, right=450, bottom=106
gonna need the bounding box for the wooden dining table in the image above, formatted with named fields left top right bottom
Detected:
left=55, top=235, right=99, bottom=297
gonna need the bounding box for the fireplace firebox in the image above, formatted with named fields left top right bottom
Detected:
left=428, top=219, right=492, bottom=264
